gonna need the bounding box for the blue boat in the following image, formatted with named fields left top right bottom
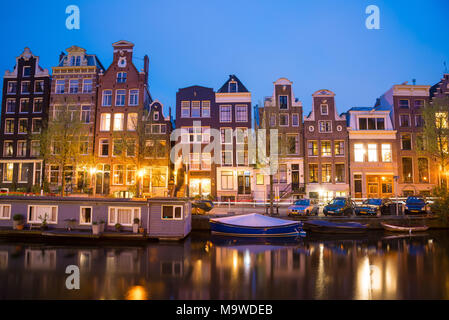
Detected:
left=303, top=220, right=368, bottom=234
left=210, top=213, right=303, bottom=237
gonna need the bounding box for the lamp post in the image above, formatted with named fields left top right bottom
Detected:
left=137, top=168, right=145, bottom=198
left=90, top=167, right=97, bottom=197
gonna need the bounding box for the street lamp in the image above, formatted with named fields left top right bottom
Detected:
left=137, top=169, right=145, bottom=198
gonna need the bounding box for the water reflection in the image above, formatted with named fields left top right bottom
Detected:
left=0, top=231, right=449, bottom=299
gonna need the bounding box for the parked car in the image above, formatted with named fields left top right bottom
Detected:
left=192, top=200, right=214, bottom=215
left=323, top=197, right=356, bottom=216
left=404, top=196, right=428, bottom=215
left=355, top=198, right=391, bottom=216
left=287, top=199, right=319, bottom=216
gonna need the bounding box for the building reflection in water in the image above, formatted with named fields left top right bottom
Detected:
left=0, top=231, right=449, bottom=299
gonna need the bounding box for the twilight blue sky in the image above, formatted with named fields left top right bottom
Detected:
left=0, top=0, right=448, bottom=118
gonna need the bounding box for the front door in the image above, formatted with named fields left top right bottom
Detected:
left=238, top=172, right=251, bottom=195
left=291, top=164, right=300, bottom=191
left=96, top=164, right=110, bottom=195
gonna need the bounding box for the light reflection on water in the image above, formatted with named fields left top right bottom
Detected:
left=0, top=231, right=448, bottom=300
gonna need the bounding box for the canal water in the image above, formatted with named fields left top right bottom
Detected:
left=0, top=230, right=448, bottom=300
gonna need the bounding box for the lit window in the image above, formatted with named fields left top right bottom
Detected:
left=321, top=141, right=331, bottom=156
left=368, top=144, right=377, bottom=162
left=354, top=143, right=364, bottom=162
left=381, top=144, right=392, bottom=162
left=113, top=113, right=124, bottom=131
left=127, top=113, right=138, bottom=131
left=100, top=113, right=111, bottom=131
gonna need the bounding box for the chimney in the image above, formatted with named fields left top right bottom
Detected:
left=144, top=55, right=149, bottom=85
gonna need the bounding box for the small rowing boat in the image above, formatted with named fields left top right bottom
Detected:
left=303, top=220, right=368, bottom=234
left=381, top=222, right=429, bottom=233
left=210, top=213, right=303, bottom=237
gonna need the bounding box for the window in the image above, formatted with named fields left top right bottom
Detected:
left=309, top=164, right=318, bottom=183
left=108, top=207, right=140, bottom=226
left=82, top=79, right=92, bottom=93
left=321, top=104, right=328, bottom=115
left=415, top=115, right=424, bottom=127
left=23, top=66, right=31, bottom=77
left=126, top=165, right=136, bottom=185
left=30, top=141, right=40, bottom=157
left=28, top=206, right=58, bottom=224
left=220, top=105, right=232, bottom=122
left=321, top=141, right=331, bottom=156
left=335, top=141, right=344, bottom=156
left=69, top=80, right=79, bottom=93
left=3, top=141, right=13, bottom=157
left=113, top=165, right=124, bottom=185
left=400, top=115, right=410, bottom=127
left=229, top=81, right=237, bottom=93
left=55, top=80, right=65, bottom=94
left=3, top=163, right=13, bottom=181
left=221, top=171, right=234, bottom=190
left=81, top=106, right=91, bottom=123
left=335, top=164, right=345, bottom=183
left=287, top=135, right=299, bottom=155
left=34, top=162, right=41, bottom=185
left=18, top=163, right=31, bottom=182
left=33, top=98, right=43, bottom=113
left=181, top=101, right=190, bottom=118
left=201, top=153, right=212, bottom=170
left=102, top=90, right=112, bottom=106
left=321, top=164, right=332, bottom=183
left=35, top=80, right=44, bottom=93
left=222, top=151, right=233, bottom=166
left=80, top=207, right=92, bottom=225
left=236, top=105, right=248, bottom=122
left=100, top=113, right=111, bottom=131
left=279, top=95, right=288, bottom=109
left=279, top=114, right=289, bottom=126
left=7, top=82, right=17, bottom=94
left=237, top=150, right=248, bottom=166
left=99, top=139, right=109, bottom=156
left=191, top=101, right=201, bottom=117
left=80, top=139, right=89, bottom=155
left=270, top=114, right=276, bottom=126
left=151, top=168, right=167, bottom=187
left=129, top=89, right=139, bottom=106
left=20, top=99, right=30, bottom=113
left=113, top=139, right=123, bottom=157
left=256, top=174, right=264, bottom=185
left=399, top=99, right=409, bottom=109
left=368, top=144, right=378, bottom=162
left=189, top=153, right=200, bottom=170
left=49, top=166, right=59, bottom=184
left=235, top=128, right=247, bottom=145
left=402, top=158, right=413, bottom=183
left=202, top=101, right=210, bottom=117
left=359, top=117, right=385, bottom=130
left=32, top=118, right=42, bottom=133
left=418, top=158, right=429, bottom=183
left=436, top=112, right=448, bottom=129
left=381, top=144, right=392, bottom=162
left=70, top=56, right=81, bottom=66
left=0, top=205, right=11, bottom=220
left=115, top=90, right=126, bottom=106
left=308, top=141, right=318, bottom=156
left=152, top=124, right=166, bottom=134
left=354, top=143, right=364, bottom=162
left=6, top=99, right=16, bottom=113
left=4, top=119, right=14, bottom=134
left=401, top=134, right=412, bottom=150
left=127, top=113, right=138, bottom=131
left=319, top=121, right=332, bottom=133
left=113, top=113, right=124, bottom=131
left=18, top=119, right=27, bottom=134
left=117, top=72, right=127, bottom=83
left=126, top=139, right=136, bottom=157
left=161, top=206, right=182, bottom=220
left=414, top=100, right=424, bottom=108
left=292, top=114, right=299, bottom=126
left=221, top=128, right=232, bottom=144
left=153, top=112, right=159, bottom=121
left=21, top=81, right=30, bottom=94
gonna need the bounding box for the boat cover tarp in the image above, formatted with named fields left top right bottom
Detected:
left=211, top=213, right=298, bottom=227
left=305, top=220, right=367, bottom=228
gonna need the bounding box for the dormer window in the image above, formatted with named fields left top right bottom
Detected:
left=279, top=95, right=288, bottom=109
left=69, top=56, right=81, bottom=66
left=117, top=72, right=127, bottom=83
left=154, top=112, right=159, bottom=121
left=229, top=81, right=237, bottom=93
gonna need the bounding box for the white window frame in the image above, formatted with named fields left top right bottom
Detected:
left=161, top=205, right=183, bottom=221
left=399, top=114, right=411, bottom=127
left=220, top=105, right=232, bottom=123
left=279, top=114, right=289, bottom=127
left=108, top=207, right=141, bottom=226
left=235, top=105, right=248, bottom=122
left=129, top=89, right=139, bottom=106
left=102, top=90, right=112, bottom=106
left=320, top=104, right=329, bottom=115
left=0, top=204, right=11, bottom=220
left=27, top=205, right=58, bottom=224
left=69, top=79, right=79, bottom=94
left=6, top=99, right=16, bottom=114
left=99, top=139, right=109, bottom=157
left=34, top=80, right=44, bottom=94
left=279, top=95, right=288, bottom=110
left=292, top=113, right=299, bottom=127
left=79, top=206, right=93, bottom=225
left=82, top=79, right=93, bottom=93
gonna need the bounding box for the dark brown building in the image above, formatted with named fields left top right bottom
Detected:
left=0, top=48, right=50, bottom=191
left=303, top=89, right=349, bottom=202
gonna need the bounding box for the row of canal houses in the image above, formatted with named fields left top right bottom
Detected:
left=1, top=42, right=448, bottom=203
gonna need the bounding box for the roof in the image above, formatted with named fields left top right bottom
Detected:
left=217, top=74, right=249, bottom=93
